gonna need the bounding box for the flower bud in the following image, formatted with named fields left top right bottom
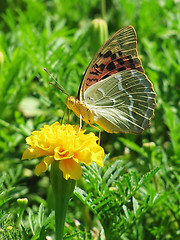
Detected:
left=143, top=142, right=156, bottom=151
left=90, top=18, right=108, bottom=53
left=17, top=198, right=28, bottom=208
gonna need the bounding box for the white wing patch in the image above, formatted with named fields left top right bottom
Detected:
left=117, top=74, right=123, bottom=90
left=109, top=98, right=116, bottom=105
left=97, top=87, right=105, bottom=96
left=116, top=74, right=134, bottom=119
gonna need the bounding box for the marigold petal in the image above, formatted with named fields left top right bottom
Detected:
left=59, top=158, right=82, bottom=180
left=76, top=132, right=99, bottom=149
left=35, top=156, right=54, bottom=176
left=75, top=139, right=105, bottom=167
left=25, top=133, right=52, bottom=153
left=91, top=147, right=105, bottom=167
left=21, top=146, right=47, bottom=160
left=74, top=148, right=93, bottom=165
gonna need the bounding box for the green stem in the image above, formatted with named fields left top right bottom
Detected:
left=50, top=161, right=76, bottom=240
left=101, top=0, right=106, bottom=19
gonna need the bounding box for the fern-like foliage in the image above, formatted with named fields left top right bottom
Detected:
left=74, top=155, right=159, bottom=239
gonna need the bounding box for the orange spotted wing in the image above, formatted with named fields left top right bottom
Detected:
left=78, top=25, right=144, bottom=100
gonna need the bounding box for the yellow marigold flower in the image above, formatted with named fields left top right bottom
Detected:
left=22, top=122, right=104, bottom=180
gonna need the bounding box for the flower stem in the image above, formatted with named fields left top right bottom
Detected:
left=101, top=0, right=106, bottom=20
left=50, top=161, right=76, bottom=240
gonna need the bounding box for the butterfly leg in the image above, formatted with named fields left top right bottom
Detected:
left=61, top=106, right=68, bottom=124
left=82, top=123, right=87, bottom=129
left=66, top=109, right=71, bottom=124
left=77, top=114, right=83, bottom=134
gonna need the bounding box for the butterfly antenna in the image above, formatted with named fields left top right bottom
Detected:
left=44, top=68, right=69, bottom=96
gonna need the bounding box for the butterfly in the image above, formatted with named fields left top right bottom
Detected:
left=46, top=25, right=156, bottom=141
left=65, top=25, right=156, bottom=139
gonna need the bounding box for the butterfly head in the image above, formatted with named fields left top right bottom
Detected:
left=66, top=96, right=81, bottom=118
left=66, top=96, right=97, bottom=126
left=66, top=96, right=76, bottom=108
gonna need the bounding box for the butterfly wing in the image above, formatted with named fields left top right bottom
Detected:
left=84, top=69, right=156, bottom=134
left=78, top=25, right=144, bottom=101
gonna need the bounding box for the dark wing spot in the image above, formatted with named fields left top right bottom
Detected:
left=117, top=58, right=124, bottom=65
left=98, top=52, right=103, bottom=57
left=99, top=63, right=105, bottom=71
left=90, top=71, right=99, bottom=75
left=102, top=73, right=111, bottom=79
left=126, top=56, right=135, bottom=68
left=118, top=51, right=122, bottom=56
left=87, top=78, right=98, bottom=82
left=103, top=50, right=112, bottom=58
left=106, top=62, right=116, bottom=71
left=111, top=53, right=117, bottom=60
left=117, top=67, right=126, bottom=72
left=128, top=59, right=136, bottom=68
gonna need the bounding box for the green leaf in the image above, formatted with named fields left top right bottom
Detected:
left=132, top=196, right=139, bottom=216
left=38, top=203, right=44, bottom=228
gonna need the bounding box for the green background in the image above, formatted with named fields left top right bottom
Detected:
left=0, top=0, right=179, bottom=239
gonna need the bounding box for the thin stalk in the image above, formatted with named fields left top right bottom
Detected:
left=50, top=161, right=76, bottom=240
